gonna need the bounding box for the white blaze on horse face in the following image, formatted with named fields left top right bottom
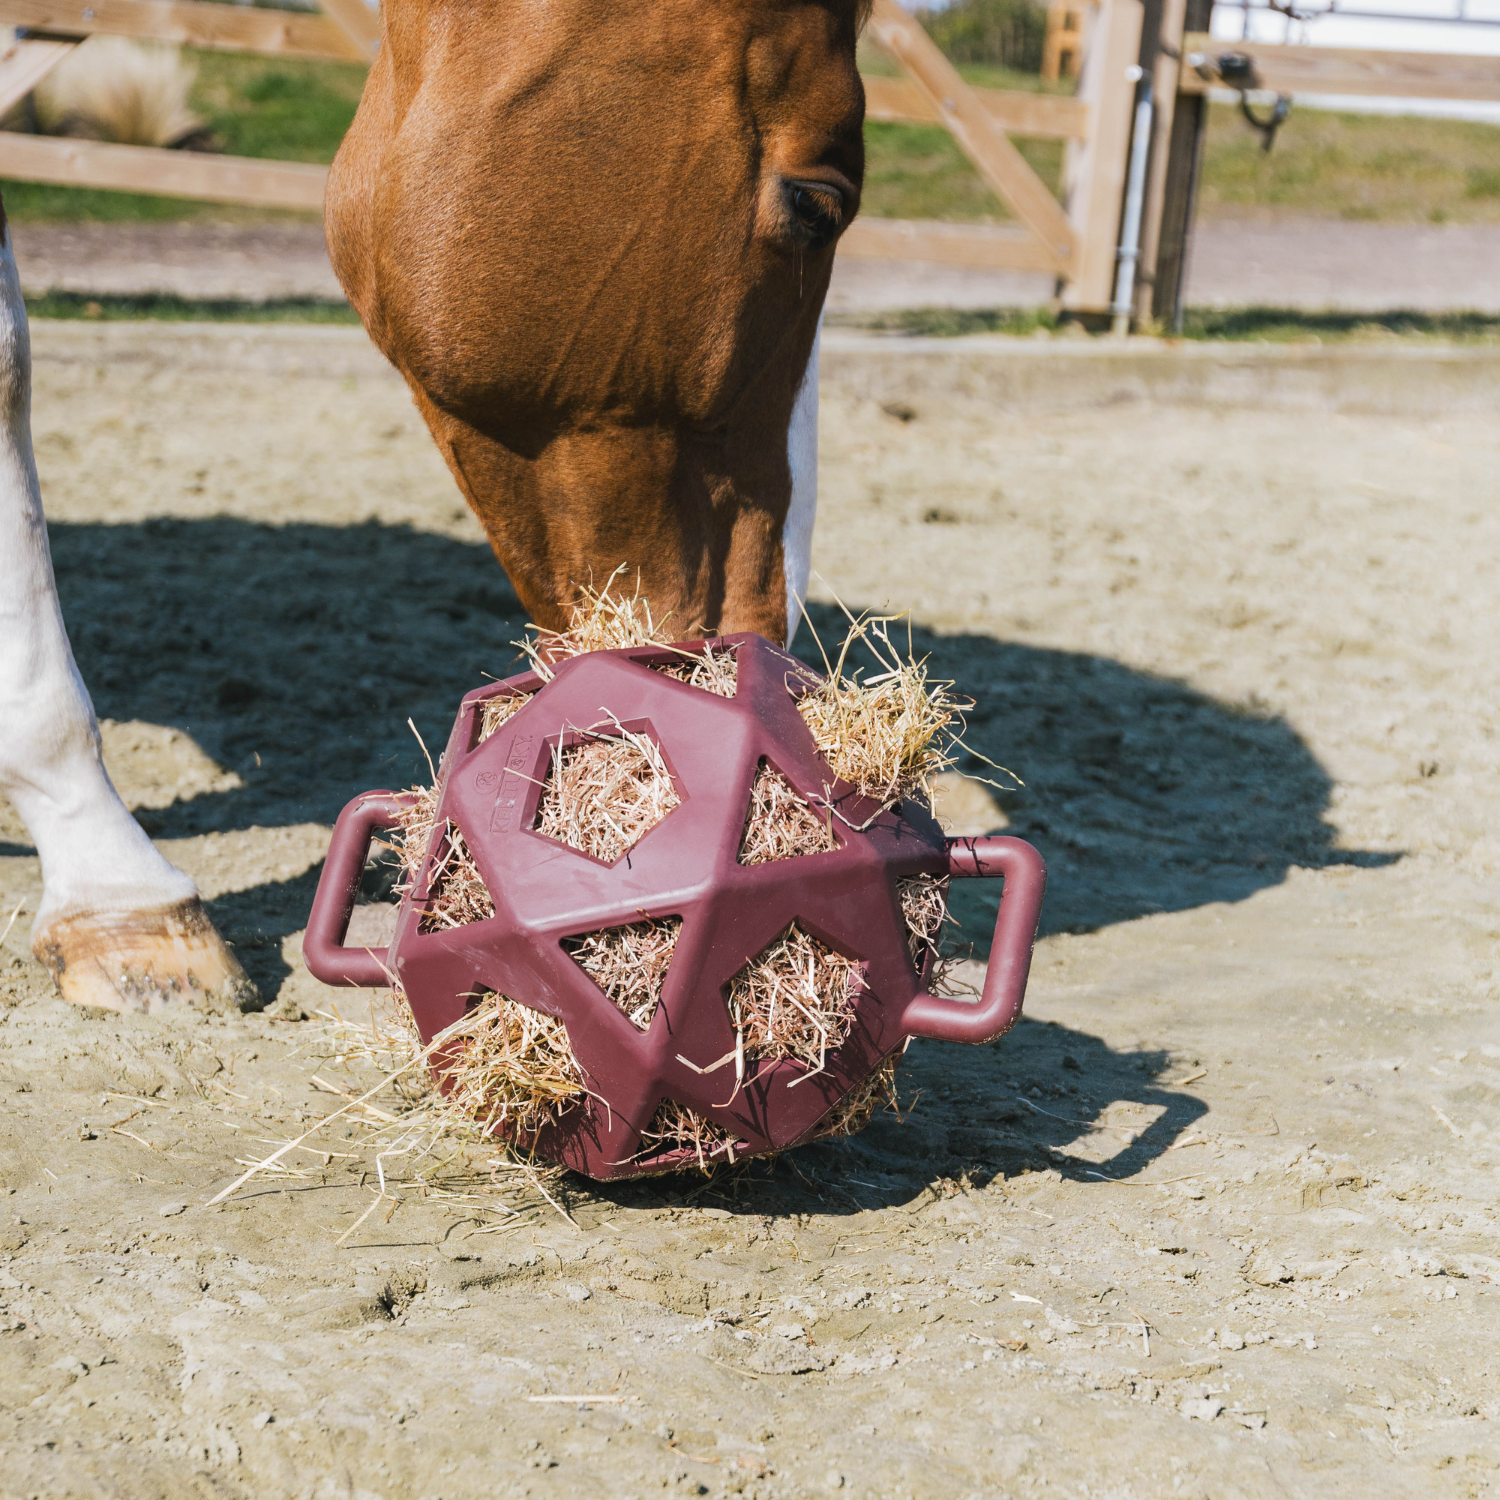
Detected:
left=0, top=223, right=198, bottom=932
left=782, top=323, right=819, bottom=647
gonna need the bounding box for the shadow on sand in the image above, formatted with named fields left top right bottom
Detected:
left=583, top=1013, right=1209, bottom=1213
left=37, top=517, right=1385, bottom=1187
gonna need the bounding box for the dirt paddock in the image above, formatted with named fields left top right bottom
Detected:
left=1, top=324, right=1497, bottom=1499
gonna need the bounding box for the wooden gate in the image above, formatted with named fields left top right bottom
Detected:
left=6, top=0, right=1496, bottom=325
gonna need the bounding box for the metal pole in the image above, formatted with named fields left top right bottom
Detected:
left=1110, top=81, right=1155, bottom=336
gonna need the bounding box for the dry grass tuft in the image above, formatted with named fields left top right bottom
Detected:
left=738, top=760, right=837, bottom=865
left=794, top=611, right=972, bottom=814
left=419, top=819, right=495, bottom=933
left=812, top=1053, right=905, bottom=1141
left=726, top=923, right=862, bottom=1075
left=36, top=38, right=202, bottom=147
left=654, top=644, right=738, bottom=698
left=383, top=786, right=494, bottom=934
left=524, top=569, right=668, bottom=668
left=563, top=917, right=680, bottom=1031
left=637, top=1098, right=739, bottom=1172
left=535, top=726, right=680, bottom=864
left=321, top=985, right=585, bottom=1148
left=898, top=872, right=948, bottom=964
left=478, top=690, right=533, bottom=743
left=434, top=990, right=588, bottom=1144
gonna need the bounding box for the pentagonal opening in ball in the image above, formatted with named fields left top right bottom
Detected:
left=562, top=915, right=681, bottom=1031
left=532, top=719, right=681, bottom=865
left=738, top=758, right=839, bottom=865
left=633, top=640, right=739, bottom=698
left=723, top=922, right=866, bottom=1075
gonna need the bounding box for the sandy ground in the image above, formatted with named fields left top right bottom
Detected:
left=0, top=323, right=1498, bottom=1498
left=13, top=214, right=1500, bottom=312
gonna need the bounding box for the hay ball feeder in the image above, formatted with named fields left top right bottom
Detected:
left=303, top=632, right=1045, bottom=1180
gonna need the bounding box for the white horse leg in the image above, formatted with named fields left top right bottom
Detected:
left=782, top=322, right=819, bottom=648
left=0, top=212, right=254, bottom=1013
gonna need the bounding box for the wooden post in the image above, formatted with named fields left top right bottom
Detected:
left=1151, top=0, right=1213, bottom=328
left=0, top=130, right=328, bottom=207
left=1133, top=0, right=1188, bottom=325
left=866, top=0, right=1076, bottom=275
left=1059, top=0, right=1144, bottom=315
left=317, top=0, right=379, bottom=61
left=1042, top=3, right=1085, bottom=82
left=861, top=74, right=1089, bottom=139
left=0, top=0, right=369, bottom=62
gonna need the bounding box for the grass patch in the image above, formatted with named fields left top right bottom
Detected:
left=25, top=290, right=358, bottom=322
left=191, top=49, right=365, bottom=162
left=857, top=36, right=1066, bottom=222
left=1201, top=102, right=1500, bottom=224
left=862, top=120, right=1062, bottom=222
left=1178, top=306, right=1500, bottom=343
left=832, top=303, right=1500, bottom=344
left=827, top=304, right=1059, bottom=336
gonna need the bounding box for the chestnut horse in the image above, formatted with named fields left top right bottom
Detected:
left=0, top=0, right=866, bottom=1011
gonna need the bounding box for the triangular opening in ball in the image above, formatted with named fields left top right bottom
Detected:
left=562, top=916, right=682, bottom=1031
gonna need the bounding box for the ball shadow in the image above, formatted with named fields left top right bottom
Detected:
left=578, top=1015, right=1210, bottom=1207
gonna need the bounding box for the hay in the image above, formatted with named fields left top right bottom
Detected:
left=420, top=820, right=495, bottom=932
left=433, top=990, right=588, bottom=1144
left=739, top=760, right=837, bottom=864
left=726, top=923, right=862, bottom=1076
left=523, top=567, right=670, bottom=670
left=322, top=985, right=584, bottom=1147
left=654, top=644, right=738, bottom=698
left=366, top=578, right=989, bottom=1169
left=563, top=917, right=680, bottom=1031
left=898, top=872, right=949, bottom=964
left=813, top=1054, right=904, bottom=1141
left=535, top=725, right=680, bottom=864
left=637, top=1098, right=739, bottom=1172
left=478, top=690, right=532, bottom=744
left=793, top=612, right=970, bottom=813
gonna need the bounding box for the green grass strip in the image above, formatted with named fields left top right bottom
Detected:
left=830, top=305, right=1500, bottom=344
left=25, top=290, right=360, bottom=323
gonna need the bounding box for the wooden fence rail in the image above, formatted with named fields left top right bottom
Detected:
left=0, top=128, right=327, bottom=207
left=5, top=0, right=1498, bottom=324
left=0, top=0, right=365, bottom=61
left=1179, top=34, right=1500, bottom=102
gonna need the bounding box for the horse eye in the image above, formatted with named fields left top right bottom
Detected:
left=784, top=181, right=843, bottom=250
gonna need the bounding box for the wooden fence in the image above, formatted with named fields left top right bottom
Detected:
left=2, top=0, right=1500, bottom=324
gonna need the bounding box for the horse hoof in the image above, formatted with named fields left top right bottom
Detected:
left=32, top=898, right=260, bottom=1015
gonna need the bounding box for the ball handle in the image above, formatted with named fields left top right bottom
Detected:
left=901, top=835, right=1047, bottom=1045
left=303, top=791, right=411, bottom=988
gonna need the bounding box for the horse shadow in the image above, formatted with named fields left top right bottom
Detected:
left=36, top=517, right=1387, bottom=1185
